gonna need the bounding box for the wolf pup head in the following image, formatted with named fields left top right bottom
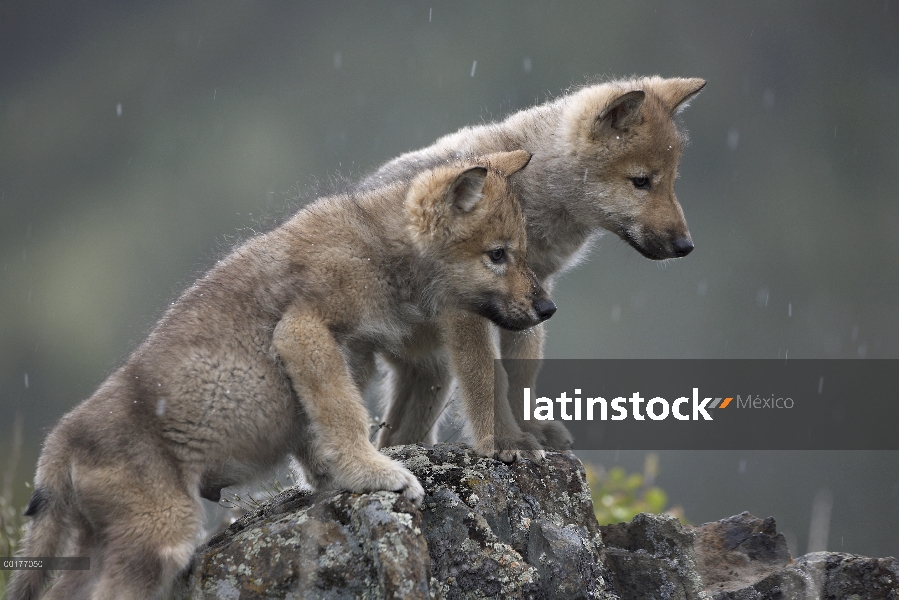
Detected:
left=561, top=77, right=706, bottom=260
left=405, top=149, right=555, bottom=331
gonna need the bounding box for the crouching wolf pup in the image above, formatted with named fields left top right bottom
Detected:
left=369, top=76, right=706, bottom=456
left=8, top=149, right=554, bottom=600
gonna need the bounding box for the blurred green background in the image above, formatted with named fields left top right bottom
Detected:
left=2, top=1, right=897, bottom=557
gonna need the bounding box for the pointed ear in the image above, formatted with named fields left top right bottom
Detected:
left=405, top=165, right=489, bottom=247
left=481, top=149, right=532, bottom=176
left=657, top=77, right=706, bottom=114
left=445, top=166, right=488, bottom=213
left=593, top=90, right=645, bottom=137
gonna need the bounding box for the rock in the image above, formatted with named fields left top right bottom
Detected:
left=600, top=512, right=707, bottom=600
left=176, top=446, right=899, bottom=600
left=176, top=443, right=616, bottom=599
left=792, top=552, right=899, bottom=600
left=706, top=550, right=899, bottom=600
left=176, top=488, right=435, bottom=599
left=601, top=511, right=899, bottom=600
left=385, top=443, right=612, bottom=599
left=691, top=512, right=792, bottom=597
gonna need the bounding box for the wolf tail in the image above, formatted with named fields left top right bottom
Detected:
left=6, top=463, right=73, bottom=600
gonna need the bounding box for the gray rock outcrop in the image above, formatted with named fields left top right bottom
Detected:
left=176, top=445, right=899, bottom=599
left=601, top=510, right=899, bottom=600
left=178, top=443, right=613, bottom=599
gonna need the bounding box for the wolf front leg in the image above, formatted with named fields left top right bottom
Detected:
left=441, top=308, right=544, bottom=462
left=499, top=326, right=574, bottom=450
left=376, top=324, right=455, bottom=448
left=273, top=303, right=424, bottom=503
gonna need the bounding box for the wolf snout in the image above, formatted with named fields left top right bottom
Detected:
left=671, top=236, right=694, bottom=257
left=533, top=298, right=557, bottom=322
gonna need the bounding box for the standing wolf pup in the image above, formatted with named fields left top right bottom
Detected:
left=370, top=76, right=706, bottom=456
left=8, top=150, right=554, bottom=600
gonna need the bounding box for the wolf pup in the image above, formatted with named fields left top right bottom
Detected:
left=8, top=149, right=553, bottom=600
left=369, top=76, right=706, bottom=456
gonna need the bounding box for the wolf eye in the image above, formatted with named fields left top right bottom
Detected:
left=487, top=248, right=507, bottom=264
left=631, top=176, right=650, bottom=190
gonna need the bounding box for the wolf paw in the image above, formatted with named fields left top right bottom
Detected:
left=524, top=420, right=574, bottom=450
left=475, top=432, right=545, bottom=463
left=334, top=453, right=425, bottom=506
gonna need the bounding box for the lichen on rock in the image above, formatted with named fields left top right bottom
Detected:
left=176, top=444, right=614, bottom=599
left=384, top=443, right=612, bottom=599
left=176, top=446, right=899, bottom=600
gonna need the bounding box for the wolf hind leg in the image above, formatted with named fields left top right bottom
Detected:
left=40, top=533, right=98, bottom=600
left=69, top=461, right=203, bottom=600
left=41, top=570, right=91, bottom=600
left=87, top=498, right=201, bottom=600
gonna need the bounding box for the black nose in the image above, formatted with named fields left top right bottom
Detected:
left=672, top=236, right=694, bottom=257
left=534, top=298, right=557, bottom=321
